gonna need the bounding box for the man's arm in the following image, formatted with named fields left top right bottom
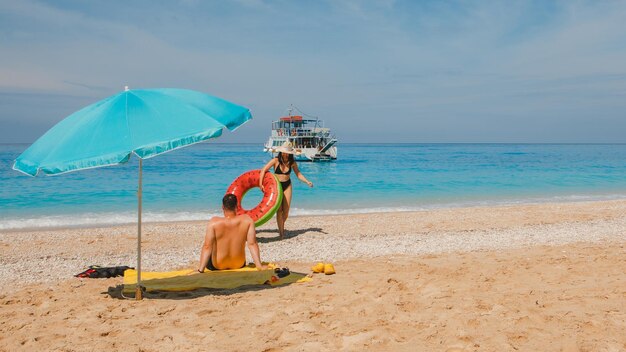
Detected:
left=246, top=219, right=266, bottom=270
left=197, top=222, right=216, bottom=273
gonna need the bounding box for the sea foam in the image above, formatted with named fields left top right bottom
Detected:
left=2, top=193, right=625, bottom=230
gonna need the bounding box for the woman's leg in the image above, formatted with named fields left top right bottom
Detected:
left=279, top=185, right=293, bottom=239
left=276, top=204, right=284, bottom=238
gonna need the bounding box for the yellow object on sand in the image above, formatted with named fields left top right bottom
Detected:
left=312, top=262, right=325, bottom=273
left=311, top=262, right=336, bottom=275
left=323, top=263, right=336, bottom=275
left=123, top=264, right=311, bottom=294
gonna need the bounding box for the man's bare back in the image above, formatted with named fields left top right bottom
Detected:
left=197, top=194, right=265, bottom=272
left=207, top=215, right=252, bottom=269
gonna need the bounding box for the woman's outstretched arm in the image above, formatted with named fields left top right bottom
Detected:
left=292, top=163, right=313, bottom=187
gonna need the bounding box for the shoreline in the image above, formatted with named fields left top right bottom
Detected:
left=3, top=196, right=626, bottom=232
left=2, top=197, right=626, bottom=233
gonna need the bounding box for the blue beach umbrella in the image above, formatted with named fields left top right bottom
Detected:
left=13, top=87, right=252, bottom=299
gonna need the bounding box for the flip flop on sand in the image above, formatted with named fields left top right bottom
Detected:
left=311, top=262, right=336, bottom=275
left=312, top=262, right=325, bottom=273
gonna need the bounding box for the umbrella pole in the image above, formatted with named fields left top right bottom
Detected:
left=136, top=158, right=144, bottom=300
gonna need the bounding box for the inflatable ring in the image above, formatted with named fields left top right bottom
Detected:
left=225, top=170, right=283, bottom=227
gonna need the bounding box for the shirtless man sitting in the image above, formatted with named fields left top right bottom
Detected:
left=196, top=194, right=267, bottom=272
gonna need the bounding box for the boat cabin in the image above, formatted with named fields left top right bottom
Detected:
left=270, top=116, right=330, bottom=149
left=264, top=108, right=338, bottom=161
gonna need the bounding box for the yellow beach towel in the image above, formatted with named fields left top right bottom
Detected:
left=123, top=264, right=311, bottom=294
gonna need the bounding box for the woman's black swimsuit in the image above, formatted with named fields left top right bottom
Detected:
left=274, top=161, right=292, bottom=190
left=279, top=179, right=291, bottom=190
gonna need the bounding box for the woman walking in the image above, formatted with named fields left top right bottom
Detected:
left=259, top=141, right=313, bottom=239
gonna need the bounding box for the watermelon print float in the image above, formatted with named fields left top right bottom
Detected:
left=225, top=169, right=283, bottom=227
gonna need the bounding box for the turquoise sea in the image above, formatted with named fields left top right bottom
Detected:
left=1, top=143, right=626, bottom=230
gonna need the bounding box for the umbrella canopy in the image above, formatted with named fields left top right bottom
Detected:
left=13, top=88, right=251, bottom=176
left=12, top=87, right=252, bottom=299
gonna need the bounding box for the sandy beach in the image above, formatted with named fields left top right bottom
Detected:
left=1, top=200, right=625, bottom=351
left=5, top=1, right=626, bottom=351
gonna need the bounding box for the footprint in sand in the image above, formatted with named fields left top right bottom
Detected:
left=288, top=321, right=316, bottom=333
left=197, top=309, right=216, bottom=316
left=386, top=278, right=408, bottom=291
left=156, top=307, right=176, bottom=316
left=342, top=331, right=387, bottom=349
left=158, top=335, right=174, bottom=342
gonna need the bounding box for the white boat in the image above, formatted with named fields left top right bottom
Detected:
left=263, top=107, right=338, bottom=161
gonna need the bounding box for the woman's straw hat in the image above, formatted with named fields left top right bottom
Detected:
left=274, top=141, right=301, bottom=155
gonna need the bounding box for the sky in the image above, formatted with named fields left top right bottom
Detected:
left=1, top=0, right=626, bottom=143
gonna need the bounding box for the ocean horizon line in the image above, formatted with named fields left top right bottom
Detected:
left=3, top=142, right=626, bottom=147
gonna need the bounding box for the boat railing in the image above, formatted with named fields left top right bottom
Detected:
left=272, top=128, right=330, bottom=138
